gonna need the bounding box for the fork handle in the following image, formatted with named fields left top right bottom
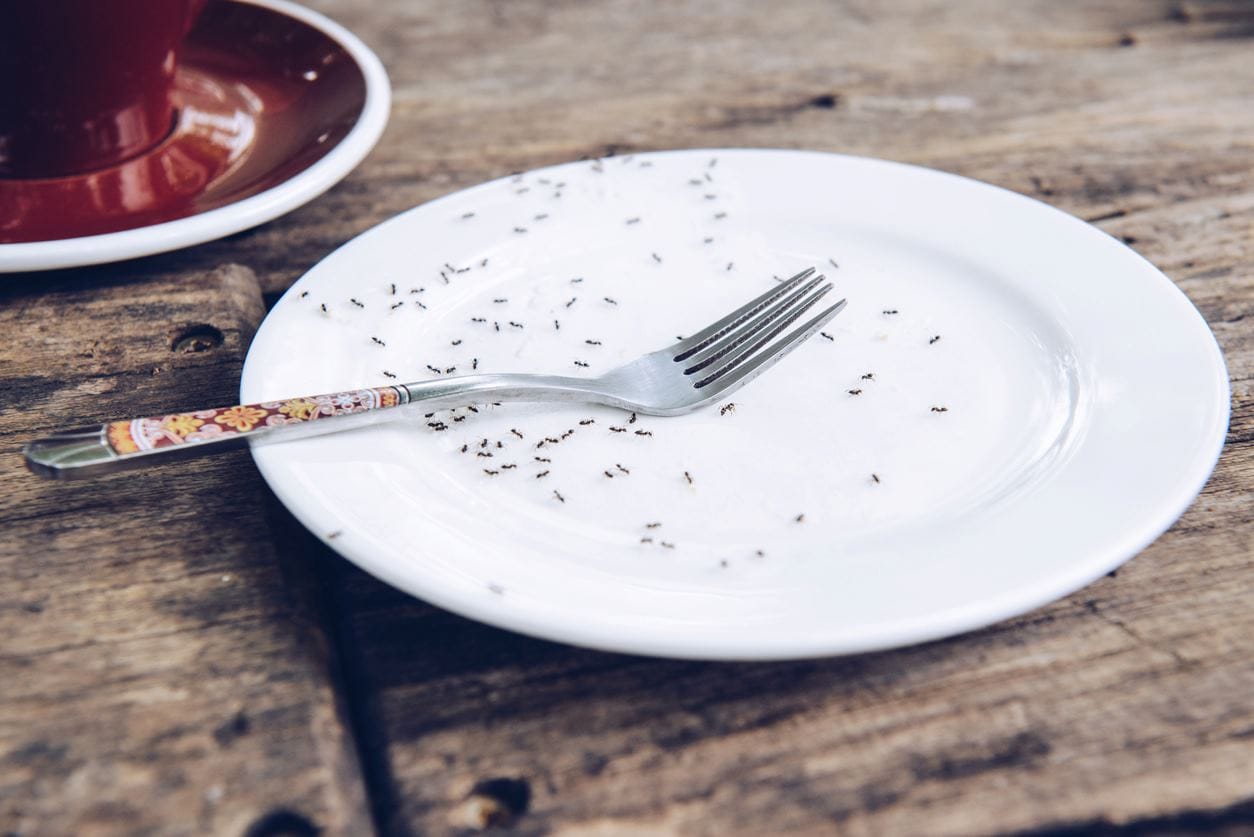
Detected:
left=24, top=374, right=613, bottom=480
left=23, top=385, right=410, bottom=480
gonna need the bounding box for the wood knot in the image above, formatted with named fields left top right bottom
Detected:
left=455, top=777, right=531, bottom=830
left=171, top=324, right=223, bottom=353
left=243, top=809, right=318, bottom=837
left=212, top=710, right=250, bottom=747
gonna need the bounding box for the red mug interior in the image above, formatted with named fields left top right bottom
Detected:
left=0, top=0, right=208, bottom=179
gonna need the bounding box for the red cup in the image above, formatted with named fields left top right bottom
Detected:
left=0, top=0, right=207, bottom=179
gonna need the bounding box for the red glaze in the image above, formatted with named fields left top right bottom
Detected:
left=0, top=1, right=367, bottom=244
left=0, top=0, right=207, bottom=178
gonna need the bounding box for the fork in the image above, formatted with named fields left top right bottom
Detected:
left=25, top=268, right=844, bottom=479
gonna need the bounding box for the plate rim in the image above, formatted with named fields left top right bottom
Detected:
left=0, top=0, right=391, bottom=274
left=242, top=147, right=1231, bottom=660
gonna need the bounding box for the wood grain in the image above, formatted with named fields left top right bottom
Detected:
left=1, top=0, right=1251, bottom=834
left=0, top=265, right=371, bottom=835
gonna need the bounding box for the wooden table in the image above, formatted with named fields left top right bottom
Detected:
left=3, top=1, right=1252, bottom=834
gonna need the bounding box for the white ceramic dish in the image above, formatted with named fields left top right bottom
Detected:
left=241, top=149, right=1229, bottom=660
left=0, top=0, right=390, bottom=274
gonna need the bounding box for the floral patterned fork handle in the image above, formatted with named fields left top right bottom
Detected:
left=23, top=385, right=412, bottom=480
left=22, top=367, right=625, bottom=480
left=24, top=368, right=614, bottom=481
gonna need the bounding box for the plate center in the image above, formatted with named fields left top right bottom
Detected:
left=312, top=194, right=1079, bottom=567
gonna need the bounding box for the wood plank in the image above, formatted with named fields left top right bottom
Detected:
left=0, top=265, right=371, bottom=835
left=256, top=0, right=1251, bottom=833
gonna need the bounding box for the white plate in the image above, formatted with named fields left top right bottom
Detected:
left=241, top=149, right=1229, bottom=660
left=0, top=0, right=389, bottom=274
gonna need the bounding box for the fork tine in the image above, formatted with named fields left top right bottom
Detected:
left=681, top=275, right=827, bottom=374
left=672, top=267, right=815, bottom=361
left=695, top=295, right=846, bottom=390
left=694, top=283, right=834, bottom=386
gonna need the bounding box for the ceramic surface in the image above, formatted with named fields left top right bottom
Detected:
left=241, top=149, right=1229, bottom=660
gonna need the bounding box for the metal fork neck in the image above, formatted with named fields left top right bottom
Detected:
left=399, top=372, right=625, bottom=410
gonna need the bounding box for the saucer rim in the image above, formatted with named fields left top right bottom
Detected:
left=0, top=0, right=391, bottom=274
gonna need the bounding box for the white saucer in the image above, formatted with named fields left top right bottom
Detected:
left=241, top=149, right=1229, bottom=660
left=0, top=0, right=389, bottom=274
